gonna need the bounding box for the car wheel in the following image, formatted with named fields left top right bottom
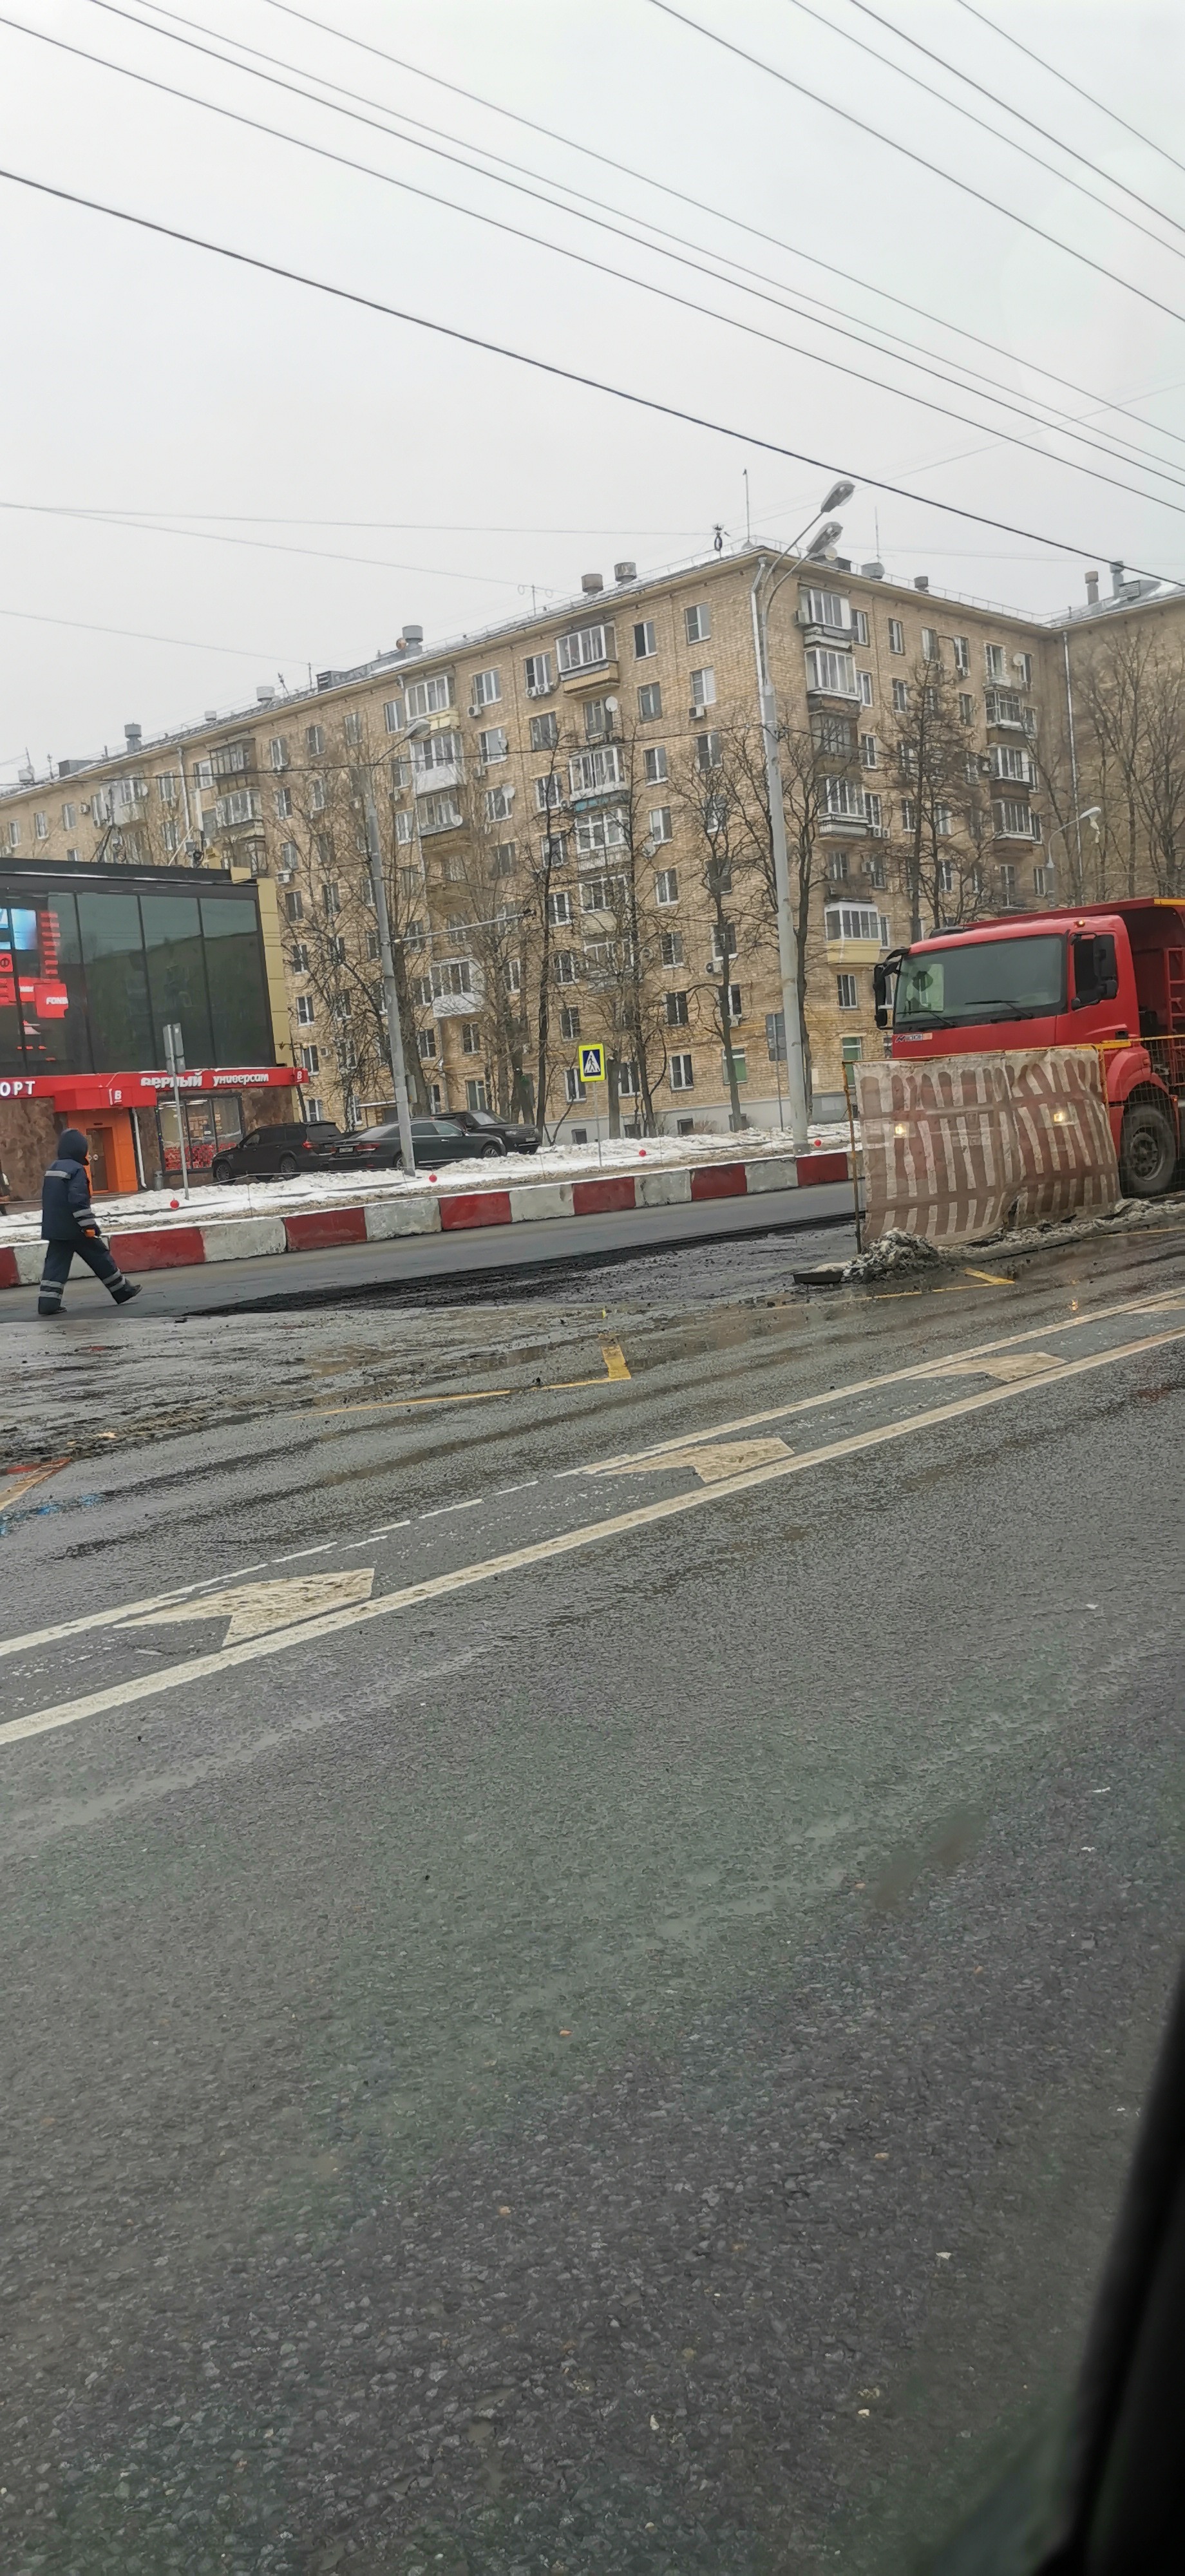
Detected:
left=211, top=1158, right=234, bottom=1186
left=277, top=1151, right=299, bottom=1179
left=1120, top=1100, right=1177, bottom=1197
left=480, top=1139, right=507, bottom=1158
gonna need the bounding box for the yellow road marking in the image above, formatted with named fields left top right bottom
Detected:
left=317, top=1341, right=630, bottom=1415
left=1, top=1458, right=70, bottom=1513
left=5, top=1314, right=1184, bottom=1752
left=963, top=1268, right=1018, bottom=1286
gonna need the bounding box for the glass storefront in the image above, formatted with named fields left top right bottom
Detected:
left=0, top=869, right=276, bottom=1077
left=157, top=1094, right=244, bottom=1173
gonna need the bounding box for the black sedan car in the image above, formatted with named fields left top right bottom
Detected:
left=210, top=1120, right=347, bottom=1183
left=345, top=1115, right=506, bottom=1169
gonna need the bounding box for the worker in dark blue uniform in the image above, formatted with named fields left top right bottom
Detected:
left=38, top=1129, right=142, bottom=1317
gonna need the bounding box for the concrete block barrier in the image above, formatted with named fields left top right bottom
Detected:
left=1, top=1148, right=853, bottom=1286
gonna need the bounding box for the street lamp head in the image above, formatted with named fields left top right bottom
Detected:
left=805, top=520, right=843, bottom=558
left=820, top=478, right=855, bottom=514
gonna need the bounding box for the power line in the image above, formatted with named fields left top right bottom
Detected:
left=1, top=156, right=1178, bottom=594
left=647, top=0, right=1185, bottom=337
left=819, top=0, right=1185, bottom=250
left=950, top=0, right=1185, bottom=187
left=0, top=602, right=301, bottom=657
left=118, top=0, right=1185, bottom=468
left=0, top=497, right=552, bottom=587
left=14, top=11, right=1185, bottom=522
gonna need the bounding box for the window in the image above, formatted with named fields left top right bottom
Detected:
left=535, top=772, right=564, bottom=814
left=458, top=1022, right=482, bottom=1054
left=1016, top=652, right=1034, bottom=688
left=860, top=733, right=878, bottom=768
left=888, top=618, right=905, bottom=654
left=412, top=729, right=461, bottom=777
left=892, top=679, right=909, bottom=714
left=432, top=959, right=474, bottom=1000
left=813, top=714, right=853, bottom=759
left=383, top=700, right=404, bottom=735
left=343, top=710, right=363, bottom=748
left=721, top=1046, right=747, bottom=1086
left=278, top=840, right=298, bottom=874
left=553, top=950, right=579, bottom=984
left=556, top=621, right=611, bottom=674
left=366, top=928, right=381, bottom=961
left=660, top=930, right=684, bottom=967
left=994, top=798, right=1039, bottom=839
left=5, top=819, right=19, bottom=849
left=723, top=983, right=743, bottom=1023
left=443, top=855, right=466, bottom=880
left=936, top=858, right=955, bottom=895
left=465, top=1077, right=488, bottom=1110
left=418, top=791, right=463, bottom=833
left=479, top=726, right=508, bottom=764
left=990, top=744, right=1033, bottom=782
left=575, top=810, right=625, bottom=855
left=584, top=698, right=613, bottom=742
left=569, top=744, right=624, bottom=794
left=529, top=711, right=558, bottom=752
left=33, top=811, right=47, bottom=840
left=802, top=587, right=850, bottom=630
left=547, top=889, right=573, bottom=925
left=666, top=989, right=689, bottom=1027
left=1000, top=863, right=1018, bottom=902
left=57, top=800, right=75, bottom=831
left=638, top=682, right=663, bottom=721
left=689, top=665, right=716, bottom=710
left=806, top=647, right=858, bottom=698
left=857, top=670, right=874, bottom=705
left=296, top=994, right=316, bottom=1025
left=308, top=775, right=327, bottom=813
left=406, top=674, right=455, bottom=718
left=836, top=974, right=859, bottom=1010
left=303, top=1096, right=324, bottom=1122
left=1034, top=864, right=1053, bottom=896
left=491, top=840, right=517, bottom=878
left=284, top=889, right=303, bottom=920
left=524, top=651, right=554, bottom=696
left=634, top=620, right=658, bottom=658
left=1023, top=706, right=1038, bottom=739
left=901, top=797, right=917, bottom=830
left=825, top=902, right=882, bottom=943
left=959, top=692, right=975, bottom=726
left=299, top=1043, right=320, bottom=1072
left=268, top=736, right=289, bottom=771
left=826, top=851, right=849, bottom=883
left=683, top=602, right=710, bottom=643
left=851, top=609, right=869, bottom=646
left=953, top=636, right=969, bottom=676
left=404, top=918, right=426, bottom=951
left=162, top=819, right=179, bottom=854
left=864, top=791, right=883, bottom=829
left=470, top=667, right=501, bottom=708
left=306, top=724, right=325, bottom=755
left=565, top=1066, right=587, bottom=1103
left=709, top=918, right=737, bottom=963
left=985, top=643, right=1006, bottom=681
left=559, top=1003, right=581, bottom=1039
left=822, top=775, right=864, bottom=820
left=328, top=934, right=347, bottom=963
left=321, top=882, right=340, bottom=916
left=655, top=868, right=679, bottom=905
left=274, top=786, right=292, bottom=819
left=669, top=1053, right=694, bottom=1090
left=865, top=855, right=887, bottom=889
left=934, top=803, right=952, bottom=835
left=485, top=786, right=514, bottom=822
left=393, top=809, right=414, bottom=845
left=581, top=875, right=625, bottom=914
left=417, top=1028, right=437, bottom=1061
left=644, top=744, right=668, bottom=784
left=538, top=831, right=568, bottom=869
left=412, top=973, right=433, bottom=1008
left=921, top=627, right=938, bottom=662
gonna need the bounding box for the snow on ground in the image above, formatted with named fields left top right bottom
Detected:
left=0, top=1124, right=853, bottom=1243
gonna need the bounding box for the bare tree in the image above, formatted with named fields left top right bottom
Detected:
left=569, top=724, right=670, bottom=1136
left=886, top=654, right=991, bottom=935
left=674, top=732, right=768, bottom=1132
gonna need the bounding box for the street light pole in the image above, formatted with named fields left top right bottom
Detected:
left=750, top=479, right=854, bottom=1153
left=353, top=764, right=416, bottom=1173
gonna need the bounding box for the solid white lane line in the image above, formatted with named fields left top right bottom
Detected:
left=4, top=1316, right=1182, bottom=1754
left=559, top=1286, right=1185, bottom=1477
left=0, top=1565, right=272, bottom=1663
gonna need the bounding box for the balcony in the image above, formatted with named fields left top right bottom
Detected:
left=824, top=900, right=888, bottom=968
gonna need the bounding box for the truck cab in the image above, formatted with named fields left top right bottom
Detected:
left=875, top=900, right=1185, bottom=1195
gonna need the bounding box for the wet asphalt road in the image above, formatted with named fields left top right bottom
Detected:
left=3, top=1222, right=1185, bottom=2576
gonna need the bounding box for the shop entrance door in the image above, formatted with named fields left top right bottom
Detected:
left=85, top=1112, right=138, bottom=1197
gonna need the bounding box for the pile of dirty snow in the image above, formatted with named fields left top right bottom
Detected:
left=842, top=1228, right=946, bottom=1282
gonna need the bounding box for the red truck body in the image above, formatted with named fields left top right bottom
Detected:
left=882, top=898, right=1185, bottom=1194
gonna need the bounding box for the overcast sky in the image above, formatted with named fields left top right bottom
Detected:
left=2, top=0, right=1183, bottom=770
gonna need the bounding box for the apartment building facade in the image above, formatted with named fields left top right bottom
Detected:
left=1, top=544, right=1099, bottom=1143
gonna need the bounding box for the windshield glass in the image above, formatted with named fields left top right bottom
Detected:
left=895, top=931, right=1065, bottom=1028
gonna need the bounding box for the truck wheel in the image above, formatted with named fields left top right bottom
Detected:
left=1120, top=1101, right=1177, bottom=1197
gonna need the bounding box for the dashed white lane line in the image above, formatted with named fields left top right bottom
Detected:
left=419, top=1496, right=484, bottom=1520
left=274, top=1541, right=338, bottom=1562
left=5, top=1314, right=1184, bottom=1752
left=494, top=1480, right=539, bottom=1495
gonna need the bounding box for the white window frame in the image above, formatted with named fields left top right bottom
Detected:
left=556, top=622, right=611, bottom=675
left=668, top=1053, right=694, bottom=1090
left=689, top=665, right=716, bottom=710
left=836, top=973, right=859, bottom=1010
left=633, top=620, right=658, bottom=658
left=683, top=602, right=711, bottom=643
left=655, top=868, right=679, bottom=906
left=406, top=673, right=455, bottom=718
left=470, top=667, right=502, bottom=708
left=643, top=744, right=668, bottom=784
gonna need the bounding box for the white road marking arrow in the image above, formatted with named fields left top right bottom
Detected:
left=594, top=1437, right=793, bottom=1483
left=118, top=1569, right=375, bottom=1644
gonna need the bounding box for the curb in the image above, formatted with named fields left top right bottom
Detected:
left=0, top=1150, right=854, bottom=1287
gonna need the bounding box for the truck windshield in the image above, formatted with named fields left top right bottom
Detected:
left=895, top=931, right=1065, bottom=1028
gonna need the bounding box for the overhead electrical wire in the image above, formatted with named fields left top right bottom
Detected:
left=0, top=602, right=300, bottom=658
left=810, top=0, right=1185, bottom=251
left=0, top=156, right=1179, bottom=599
left=950, top=0, right=1185, bottom=188
left=647, top=0, right=1185, bottom=337
left=110, top=0, right=1185, bottom=471
left=13, top=10, right=1185, bottom=522
left=0, top=496, right=556, bottom=588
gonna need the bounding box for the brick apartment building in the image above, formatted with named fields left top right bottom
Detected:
left=2, top=542, right=1174, bottom=1148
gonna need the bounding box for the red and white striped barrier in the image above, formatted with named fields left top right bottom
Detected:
left=0, top=1151, right=853, bottom=1287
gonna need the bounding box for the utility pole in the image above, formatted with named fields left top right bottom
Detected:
left=750, top=575, right=811, bottom=1150
left=353, top=765, right=415, bottom=1173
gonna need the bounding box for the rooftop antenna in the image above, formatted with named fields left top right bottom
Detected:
left=713, top=523, right=724, bottom=554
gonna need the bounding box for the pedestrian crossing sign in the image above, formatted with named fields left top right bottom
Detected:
left=578, top=1044, right=606, bottom=1082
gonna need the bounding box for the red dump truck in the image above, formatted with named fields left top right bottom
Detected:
left=873, top=897, right=1185, bottom=1197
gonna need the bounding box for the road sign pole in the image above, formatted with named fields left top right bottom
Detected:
left=163, top=1021, right=189, bottom=1200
